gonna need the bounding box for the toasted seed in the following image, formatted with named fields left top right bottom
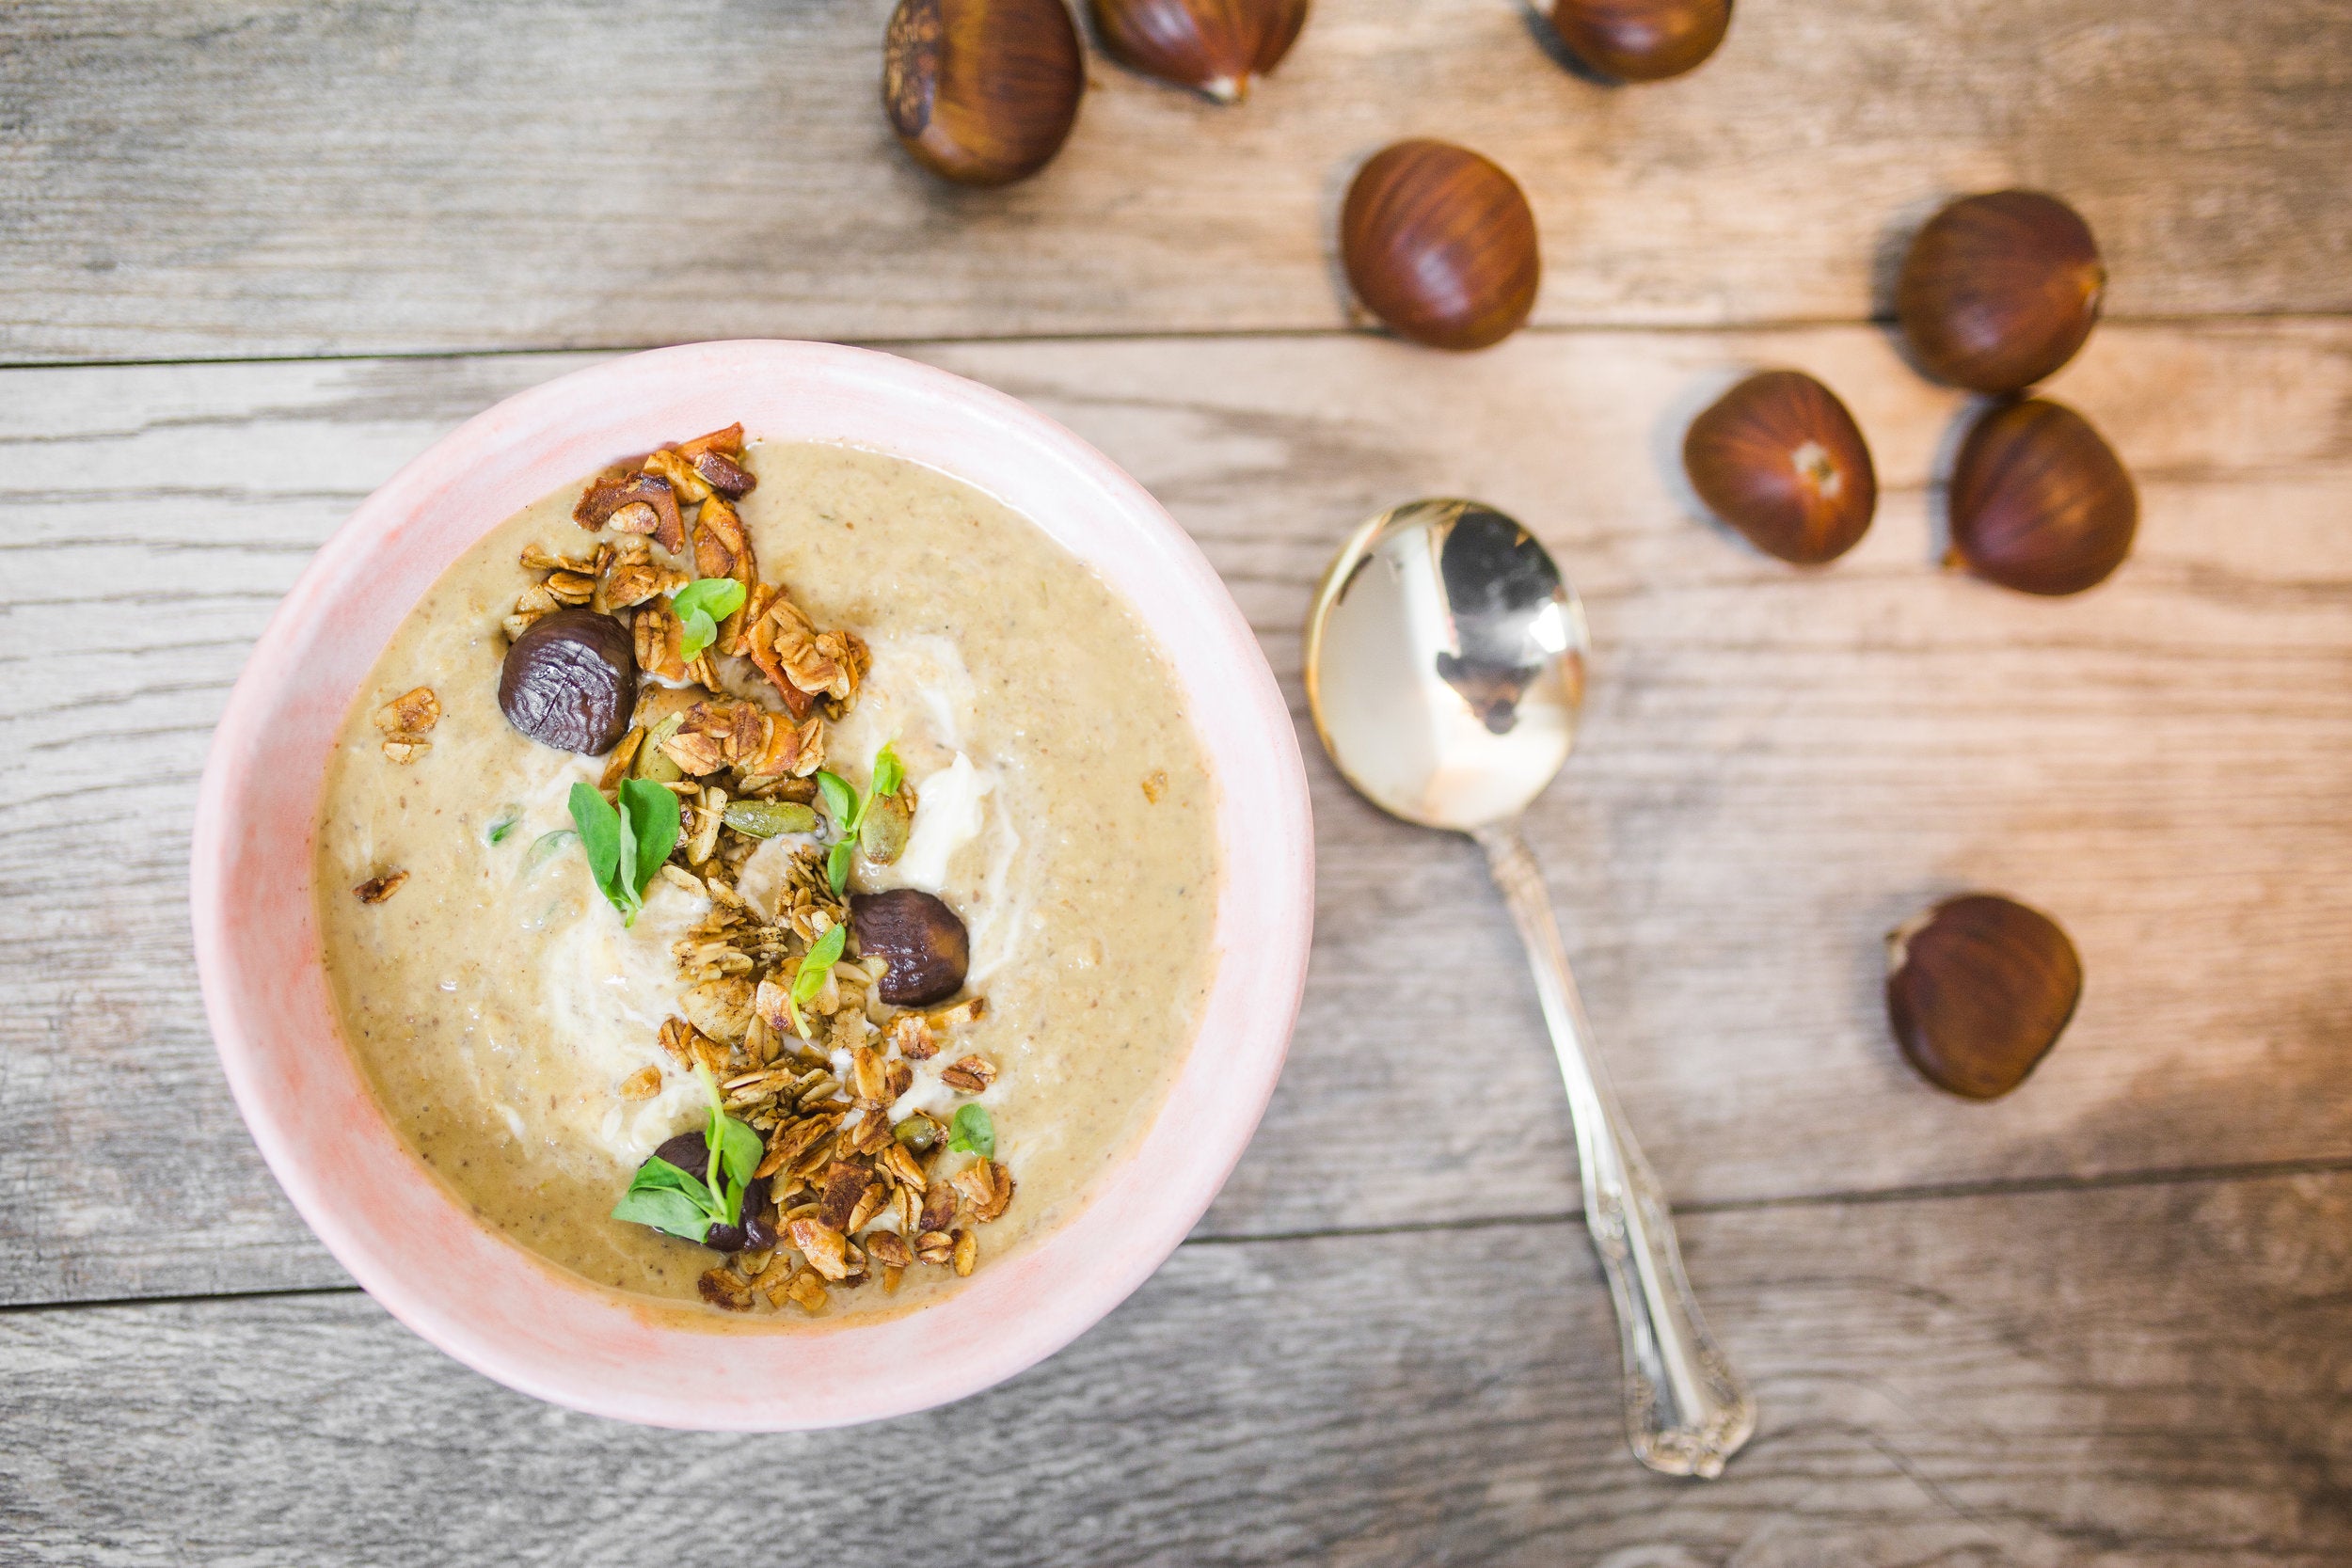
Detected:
left=781, top=1270, right=828, bottom=1314
left=598, top=725, right=647, bottom=789
left=846, top=1181, right=889, bottom=1234
left=951, top=1159, right=997, bottom=1212
left=788, top=1218, right=850, bottom=1281
left=941, top=1054, right=997, bottom=1094
left=931, top=996, right=989, bottom=1030
left=888, top=1011, right=937, bottom=1060
left=353, top=871, right=409, bottom=904
left=879, top=1140, right=928, bottom=1191
left=919, top=1181, right=958, bottom=1234
left=698, top=1270, right=753, bottom=1311
left=607, top=499, right=660, bottom=536
left=952, top=1228, right=977, bottom=1276
left=545, top=568, right=597, bottom=606
left=851, top=1046, right=889, bottom=1103
left=373, top=687, right=441, bottom=736
left=817, top=1163, right=874, bottom=1231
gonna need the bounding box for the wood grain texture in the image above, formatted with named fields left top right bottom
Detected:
left=2, top=0, right=2348, bottom=360
left=2, top=323, right=2348, bottom=1306
left=2, top=1171, right=2347, bottom=1566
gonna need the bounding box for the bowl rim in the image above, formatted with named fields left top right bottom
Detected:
left=190, top=340, right=1312, bottom=1429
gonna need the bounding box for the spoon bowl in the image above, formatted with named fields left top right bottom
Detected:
left=1305, top=499, right=1589, bottom=831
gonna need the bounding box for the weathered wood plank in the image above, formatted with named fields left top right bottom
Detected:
left=2, top=1172, right=2346, bottom=1565
left=2, top=0, right=2347, bottom=359
left=2, top=323, right=2348, bottom=1304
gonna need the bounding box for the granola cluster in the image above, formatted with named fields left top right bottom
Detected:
left=558, top=425, right=1012, bottom=1314
left=677, top=954, right=1008, bottom=1316
left=654, top=796, right=1005, bottom=1316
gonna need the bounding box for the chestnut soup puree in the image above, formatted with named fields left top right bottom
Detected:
left=315, top=433, right=1218, bottom=1322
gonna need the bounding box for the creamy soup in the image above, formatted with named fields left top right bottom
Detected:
left=314, top=437, right=1219, bottom=1323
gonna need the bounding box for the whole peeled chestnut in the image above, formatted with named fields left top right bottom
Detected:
left=1090, top=0, right=1309, bottom=103
left=1886, top=894, right=2081, bottom=1100
left=499, top=607, right=636, bottom=754
left=1947, top=399, right=2137, bottom=596
left=1342, top=140, right=1540, bottom=352
left=1549, top=0, right=1730, bottom=83
left=851, top=888, right=970, bottom=1006
left=1897, top=191, right=2105, bottom=394
left=1683, top=370, right=1877, bottom=564
left=883, top=0, right=1083, bottom=186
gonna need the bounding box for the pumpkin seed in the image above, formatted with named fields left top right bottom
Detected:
left=723, top=799, right=819, bottom=838
left=858, top=789, right=911, bottom=864
left=635, top=710, right=686, bottom=784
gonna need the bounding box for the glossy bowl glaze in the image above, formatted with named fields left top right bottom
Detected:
left=191, top=341, right=1312, bottom=1429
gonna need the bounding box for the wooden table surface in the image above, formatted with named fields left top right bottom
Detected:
left=4, top=2, right=2349, bottom=1563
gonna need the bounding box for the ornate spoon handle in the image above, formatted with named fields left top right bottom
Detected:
left=1473, top=820, right=1756, bottom=1478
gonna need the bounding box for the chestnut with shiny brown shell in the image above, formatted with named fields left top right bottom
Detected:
left=498, top=607, right=636, bottom=754
left=883, top=0, right=1083, bottom=186
left=1897, top=191, right=2106, bottom=394
left=1341, top=140, right=1540, bottom=352
left=1947, top=399, right=2137, bottom=596
left=1683, top=370, right=1877, bottom=565
left=1887, top=894, right=2082, bottom=1100
left=851, top=888, right=971, bottom=1006
left=1089, top=0, right=1310, bottom=103
left=1549, top=0, right=1730, bottom=83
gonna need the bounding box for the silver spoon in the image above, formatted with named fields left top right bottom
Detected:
left=1303, top=498, right=1755, bottom=1479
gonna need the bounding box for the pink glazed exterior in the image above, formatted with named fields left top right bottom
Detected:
left=189, top=341, right=1313, bottom=1429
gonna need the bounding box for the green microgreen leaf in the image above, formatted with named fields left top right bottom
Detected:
left=611, top=1183, right=714, bottom=1243
left=816, top=769, right=858, bottom=832
left=686, top=1075, right=751, bottom=1225
left=947, top=1103, right=995, bottom=1160
left=571, top=779, right=681, bottom=926
left=716, top=1116, right=764, bottom=1195
left=613, top=784, right=642, bottom=923
left=792, top=922, right=848, bottom=1007
left=670, top=578, right=746, bottom=663
left=672, top=576, right=746, bottom=625
left=568, top=782, right=623, bottom=902
left=625, top=1155, right=716, bottom=1207
left=620, top=778, right=680, bottom=908
left=612, top=1155, right=723, bottom=1243
left=826, top=839, right=853, bottom=895
left=872, top=742, right=904, bottom=801
left=486, top=808, right=522, bottom=846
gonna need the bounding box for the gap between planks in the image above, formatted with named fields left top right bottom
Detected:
left=0, top=310, right=2346, bottom=379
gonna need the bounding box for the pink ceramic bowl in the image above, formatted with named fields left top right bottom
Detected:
left=191, top=341, right=1312, bottom=1429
